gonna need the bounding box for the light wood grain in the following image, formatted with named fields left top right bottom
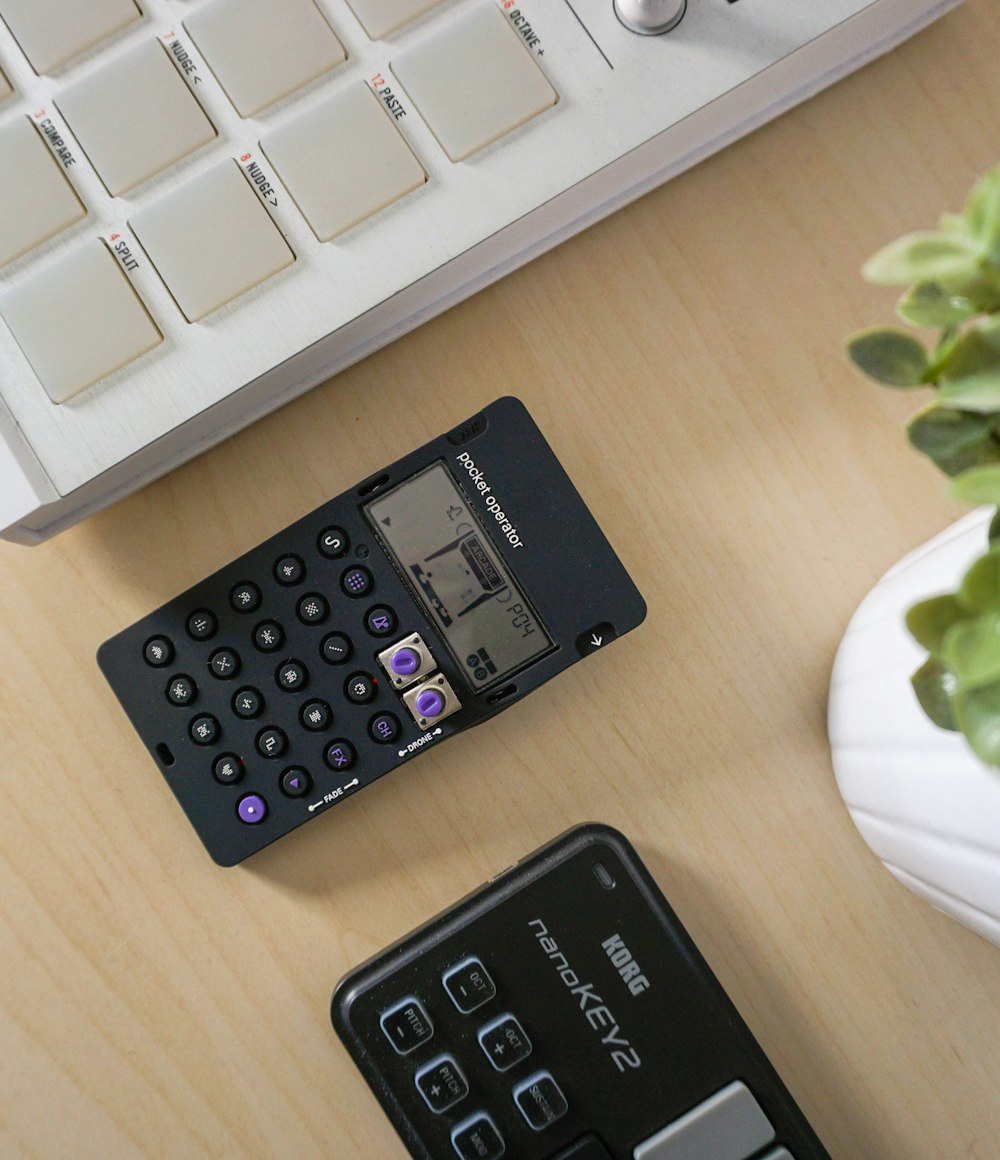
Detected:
left=4, top=2, right=1000, bottom=1156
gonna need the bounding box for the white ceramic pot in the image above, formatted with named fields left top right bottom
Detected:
left=828, top=508, right=1000, bottom=947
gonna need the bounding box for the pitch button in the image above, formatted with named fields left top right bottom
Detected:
left=380, top=997, right=434, bottom=1055
left=415, top=1055, right=469, bottom=1114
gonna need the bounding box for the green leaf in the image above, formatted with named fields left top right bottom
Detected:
left=896, top=281, right=976, bottom=328
left=937, top=324, right=1000, bottom=411
left=906, top=405, right=1000, bottom=476
left=906, top=595, right=969, bottom=655
left=941, top=612, right=1000, bottom=685
left=911, top=657, right=960, bottom=731
left=954, top=678, right=1000, bottom=765
left=951, top=464, right=1000, bottom=505
left=846, top=328, right=929, bottom=386
left=862, top=231, right=982, bottom=286
left=958, top=546, right=1000, bottom=612
left=963, top=164, right=1000, bottom=248
left=990, top=509, right=1000, bottom=545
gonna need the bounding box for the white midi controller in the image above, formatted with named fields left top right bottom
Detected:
left=0, top=0, right=964, bottom=543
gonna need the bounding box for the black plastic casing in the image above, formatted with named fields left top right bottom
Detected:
left=97, top=400, right=646, bottom=865
left=332, top=824, right=831, bottom=1160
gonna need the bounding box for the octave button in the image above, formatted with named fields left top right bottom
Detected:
left=443, top=957, right=496, bottom=1014
left=478, top=1014, right=531, bottom=1072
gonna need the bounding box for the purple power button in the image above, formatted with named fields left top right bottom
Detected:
left=415, top=689, right=446, bottom=719
left=237, top=794, right=268, bottom=825
left=391, top=648, right=420, bottom=677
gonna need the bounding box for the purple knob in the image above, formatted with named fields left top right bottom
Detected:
left=391, top=647, right=420, bottom=677
left=237, top=794, right=268, bottom=825
left=415, top=689, right=446, bottom=719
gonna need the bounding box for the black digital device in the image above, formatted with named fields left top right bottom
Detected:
left=332, top=824, right=830, bottom=1160
left=97, top=400, right=645, bottom=866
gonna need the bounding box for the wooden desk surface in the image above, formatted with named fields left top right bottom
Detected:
left=4, top=3, right=1000, bottom=1155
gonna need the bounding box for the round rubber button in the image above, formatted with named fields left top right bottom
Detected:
left=415, top=689, right=446, bottom=719
left=166, top=674, right=197, bottom=706
left=230, top=582, right=261, bottom=614
left=190, top=714, right=220, bottom=745
left=253, top=621, right=284, bottom=652
left=365, top=605, right=397, bottom=636
left=300, top=699, right=332, bottom=731
left=237, top=794, right=268, bottom=824
left=187, top=609, right=217, bottom=640
left=297, top=593, right=329, bottom=625
left=144, top=636, right=174, bottom=667
left=369, top=713, right=402, bottom=744
left=276, top=660, right=308, bottom=692
left=345, top=672, right=377, bottom=704
left=255, top=726, right=288, bottom=759
left=321, top=633, right=352, bottom=665
left=317, top=526, right=349, bottom=558
left=232, top=686, right=264, bottom=719
left=341, top=566, right=373, bottom=599
left=324, top=739, right=357, bottom=772
left=280, top=766, right=312, bottom=797
left=208, top=647, right=240, bottom=679
left=274, top=554, right=306, bottom=586
left=213, top=753, right=244, bottom=785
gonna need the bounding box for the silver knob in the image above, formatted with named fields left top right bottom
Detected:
left=614, top=0, right=686, bottom=35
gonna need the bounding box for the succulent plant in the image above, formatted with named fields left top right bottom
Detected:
left=847, top=164, right=1000, bottom=764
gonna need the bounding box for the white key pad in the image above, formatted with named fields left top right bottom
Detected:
left=57, top=40, right=216, bottom=196
left=0, top=0, right=141, bottom=75
left=184, top=0, right=347, bottom=118
left=261, top=84, right=425, bottom=242
left=0, top=116, right=86, bottom=269
left=129, top=161, right=295, bottom=322
left=344, top=0, right=444, bottom=40
left=1, top=239, right=162, bottom=403
left=391, top=4, right=557, bottom=162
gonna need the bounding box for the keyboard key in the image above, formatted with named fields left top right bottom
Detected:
left=0, top=116, right=86, bottom=269
left=185, top=0, right=346, bottom=118
left=0, top=0, right=141, bottom=74
left=0, top=65, right=12, bottom=101
left=392, top=4, right=557, bottom=162
left=0, top=238, right=161, bottom=403
left=513, top=1071, right=568, bottom=1130
left=345, top=0, right=444, bottom=40
left=451, top=1114, right=504, bottom=1160
left=442, top=956, right=496, bottom=1013
left=478, top=1013, right=531, bottom=1072
left=56, top=40, right=216, bottom=196
left=130, top=161, right=295, bottom=322
left=261, top=84, right=425, bottom=243
left=380, top=997, right=433, bottom=1054
left=415, top=1055, right=469, bottom=1114
left=632, top=1081, right=775, bottom=1160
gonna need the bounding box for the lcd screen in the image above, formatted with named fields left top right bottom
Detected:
left=366, top=464, right=551, bottom=688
